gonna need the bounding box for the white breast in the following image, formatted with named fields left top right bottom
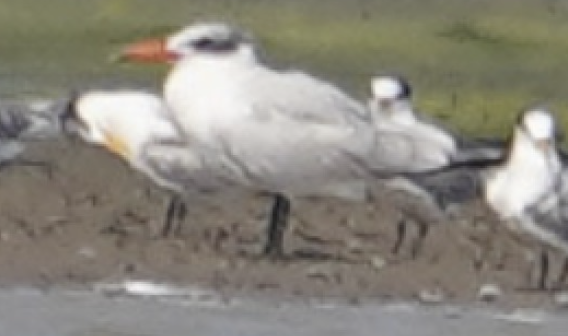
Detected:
left=485, top=132, right=560, bottom=218
left=164, top=57, right=256, bottom=143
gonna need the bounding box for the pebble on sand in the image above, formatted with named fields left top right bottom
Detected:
left=477, top=283, right=502, bottom=302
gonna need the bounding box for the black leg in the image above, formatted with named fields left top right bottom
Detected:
left=554, top=257, right=568, bottom=289
left=411, top=221, right=429, bottom=259
left=174, top=199, right=187, bottom=236
left=263, top=193, right=290, bottom=258
left=537, top=249, right=549, bottom=291
left=161, top=195, right=187, bottom=237
left=391, top=218, right=407, bottom=255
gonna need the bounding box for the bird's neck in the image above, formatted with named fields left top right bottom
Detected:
left=389, top=103, right=417, bottom=125
left=507, top=130, right=560, bottom=174
left=164, top=54, right=260, bottom=143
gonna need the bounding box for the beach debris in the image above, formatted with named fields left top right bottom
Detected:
left=477, top=283, right=502, bottom=302
left=417, top=287, right=445, bottom=304
left=553, top=291, right=568, bottom=308
left=369, top=255, right=387, bottom=271
left=93, top=280, right=220, bottom=301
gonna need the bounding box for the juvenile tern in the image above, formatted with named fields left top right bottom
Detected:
left=390, top=107, right=564, bottom=273
left=483, top=108, right=565, bottom=289
left=484, top=108, right=561, bottom=219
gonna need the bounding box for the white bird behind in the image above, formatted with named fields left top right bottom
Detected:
left=369, top=75, right=458, bottom=170
left=484, top=109, right=562, bottom=220
left=64, top=90, right=246, bottom=197
left=481, top=108, right=566, bottom=289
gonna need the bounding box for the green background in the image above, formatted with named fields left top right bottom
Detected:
left=1, top=0, right=567, bottom=138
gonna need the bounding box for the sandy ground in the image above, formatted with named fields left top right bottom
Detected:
left=0, top=137, right=566, bottom=309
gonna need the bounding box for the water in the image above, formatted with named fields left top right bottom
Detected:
left=0, top=286, right=566, bottom=336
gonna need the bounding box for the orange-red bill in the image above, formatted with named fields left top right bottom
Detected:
left=119, top=38, right=178, bottom=63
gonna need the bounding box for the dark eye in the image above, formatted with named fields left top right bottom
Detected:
left=59, top=93, right=89, bottom=135
left=397, top=78, right=412, bottom=99
left=59, top=95, right=80, bottom=124
left=192, top=37, right=237, bottom=52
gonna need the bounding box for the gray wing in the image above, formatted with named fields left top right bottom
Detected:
left=139, top=139, right=245, bottom=196
left=245, top=69, right=371, bottom=125
left=0, top=103, right=34, bottom=139
left=215, top=102, right=471, bottom=198
left=213, top=68, right=490, bottom=196
left=371, top=129, right=452, bottom=172
left=0, top=99, right=61, bottom=165
left=200, top=69, right=379, bottom=196
left=239, top=74, right=461, bottom=175
left=214, top=116, right=372, bottom=198
left=525, top=208, right=568, bottom=246
left=453, top=136, right=505, bottom=162
left=525, top=172, right=568, bottom=246
left=398, top=165, right=489, bottom=211
left=239, top=69, right=472, bottom=175
left=0, top=98, right=64, bottom=141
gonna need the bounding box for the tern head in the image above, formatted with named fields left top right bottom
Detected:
left=118, top=22, right=255, bottom=64
left=370, top=75, right=412, bottom=116
left=520, top=108, right=555, bottom=139
left=61, top=91, right=177, bottom=160
left=517, top=108, right=557, bottom=152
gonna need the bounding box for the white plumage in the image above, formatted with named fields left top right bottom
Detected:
left=119, top=22, right=487, bottom=256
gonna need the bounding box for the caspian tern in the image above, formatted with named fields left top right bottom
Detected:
left=118, top=22, right=464, bottom=257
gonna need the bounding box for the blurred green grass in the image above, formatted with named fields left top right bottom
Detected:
left=1, top=0, right=568, bottom=137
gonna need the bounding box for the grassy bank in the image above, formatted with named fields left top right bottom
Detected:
left=0, top=0, right=567, bottom=136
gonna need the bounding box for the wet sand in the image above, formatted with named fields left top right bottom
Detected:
left=0, top=137, right=567, bottom=310
left=0, top=287, right=566, bottom=336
